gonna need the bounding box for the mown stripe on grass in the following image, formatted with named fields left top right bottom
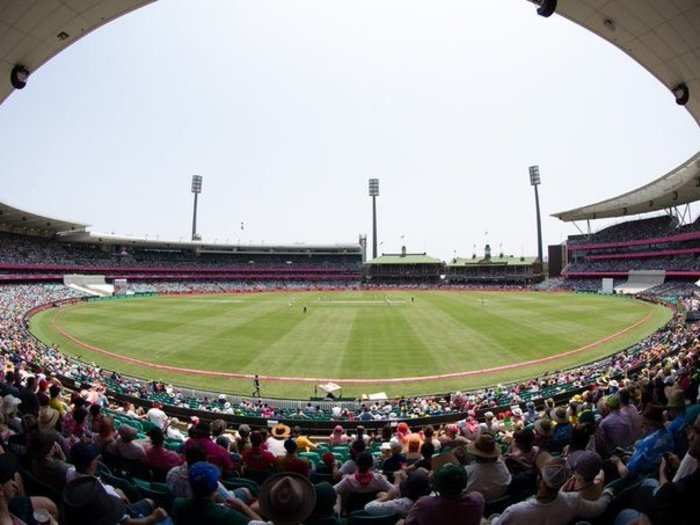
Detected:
left=243, top=302, right=356, bottom=377
left=341, top=302, right=439, bottom=379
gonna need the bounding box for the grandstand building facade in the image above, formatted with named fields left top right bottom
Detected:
left=364, top=248, right=444, bottom=284
left=446, top=244, right=542, bottom=285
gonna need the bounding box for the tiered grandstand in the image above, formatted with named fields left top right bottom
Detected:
left=556, top=153, right=700, bottom=294
left=0, top=202, right=363, bottom=287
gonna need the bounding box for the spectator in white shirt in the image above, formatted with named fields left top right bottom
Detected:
left=146, top=403, right=168, bottom=430
left=264, top=424, right=290, bottom=457
left=492, top=458, right=613, bottom=525
left=479, top=412, right=502, bottom=436
left=364, top=468, right=431, bottom=518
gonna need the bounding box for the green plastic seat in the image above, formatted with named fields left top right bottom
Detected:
left=299, top=452, right=321, bottom=466
left=332, top=447, right=349, bottom=461
left=348, top=511, right=399, bottom=524
left=222, top=477, right=259, bottom=497
left=165, top=440, right=182, bottom=451
left=139, top=482, right=175, bottom=513
left=132, top=478, right=150, bottom=491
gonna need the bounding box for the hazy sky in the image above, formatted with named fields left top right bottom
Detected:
left=1, top=0, right=698, bottom=260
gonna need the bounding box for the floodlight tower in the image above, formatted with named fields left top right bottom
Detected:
left=191, top=175, right=203, bottom=241
left=368, top=178, right=380, bottom=259
left=529, top=166, right=543, bottom=263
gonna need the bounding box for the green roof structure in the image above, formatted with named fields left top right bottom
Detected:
left=447, top=256, right=537, bottom=267
left=367, top=252, right=443, bottom=265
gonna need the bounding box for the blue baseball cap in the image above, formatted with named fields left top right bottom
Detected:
left=189, top=461, right=220, bottom=497
left=70, top=442, right=100, bottom=472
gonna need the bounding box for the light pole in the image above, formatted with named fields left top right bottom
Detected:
left=369, top=178, right=380, bottom=259
left=191, top=175, right=203, bottom=241
left=529, top=166, right=543, bottom=263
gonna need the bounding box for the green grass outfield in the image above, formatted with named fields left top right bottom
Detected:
left=30, top=290, right=671, bottom=399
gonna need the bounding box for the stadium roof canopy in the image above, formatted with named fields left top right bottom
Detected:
left=552, top=0, right=700, bottom=127
left=553, top=152, right=700, bottom=222
left=548, top=0, right=700, bottom=222
left=0, top=200, right=87, bottom=235
left=2, top=1, right=697, bottom=118
left=1, top=0, right=154, bottom=105
left=60, top=230, right=362, bottom=253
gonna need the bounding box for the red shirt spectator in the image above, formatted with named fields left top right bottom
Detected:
left=146, top=445, right=183, bottom=473
left=146, top=428, right=183, bottom=474
left=243, top=447, right=277, bottom=471
left=277, top=455, right=310, bottom=476
left=183, top=422, right=234, bottom=476
left=277, top=438, right=310, bottom=477
left=243, top=431, right=277, bottom=472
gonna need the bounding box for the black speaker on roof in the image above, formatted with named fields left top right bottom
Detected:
left=10, top=64, right=29, bottom=89
left=537, top=0, right=557, bottom=17
left=673, top=83, right=689, bottom=106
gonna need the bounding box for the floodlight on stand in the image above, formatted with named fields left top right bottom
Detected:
left=528, top=165, right=544, bottom=264
left=368, top=178, right=380, bottom=259
left=190, top=175, right=203, bottom=241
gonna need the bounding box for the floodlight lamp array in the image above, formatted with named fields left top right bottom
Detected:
left=191, top=175, right=203, bottom=194
left=368, top=178, right=380, bottom=197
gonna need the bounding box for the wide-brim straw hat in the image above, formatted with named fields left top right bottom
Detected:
left=271, top=423, right=291, bottom=439
left=467, top=433, right=500, bottom=459
left=258, top=472, right=316, bottom=525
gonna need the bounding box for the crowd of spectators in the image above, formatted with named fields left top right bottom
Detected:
left=0, top=233, right=361, bottom=271
left=0, top=279, right=697, bottom=524
left=0, top=232, right=116, bottom=265
left=640, top=282, right=700, bottom=301
left=567, top=216, right=679, bottom=246
left=556, top=278, right=624, bottom=293
left=566, top=255, right=700, bottom=274
left=126, top=281, right=363, bottom=294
